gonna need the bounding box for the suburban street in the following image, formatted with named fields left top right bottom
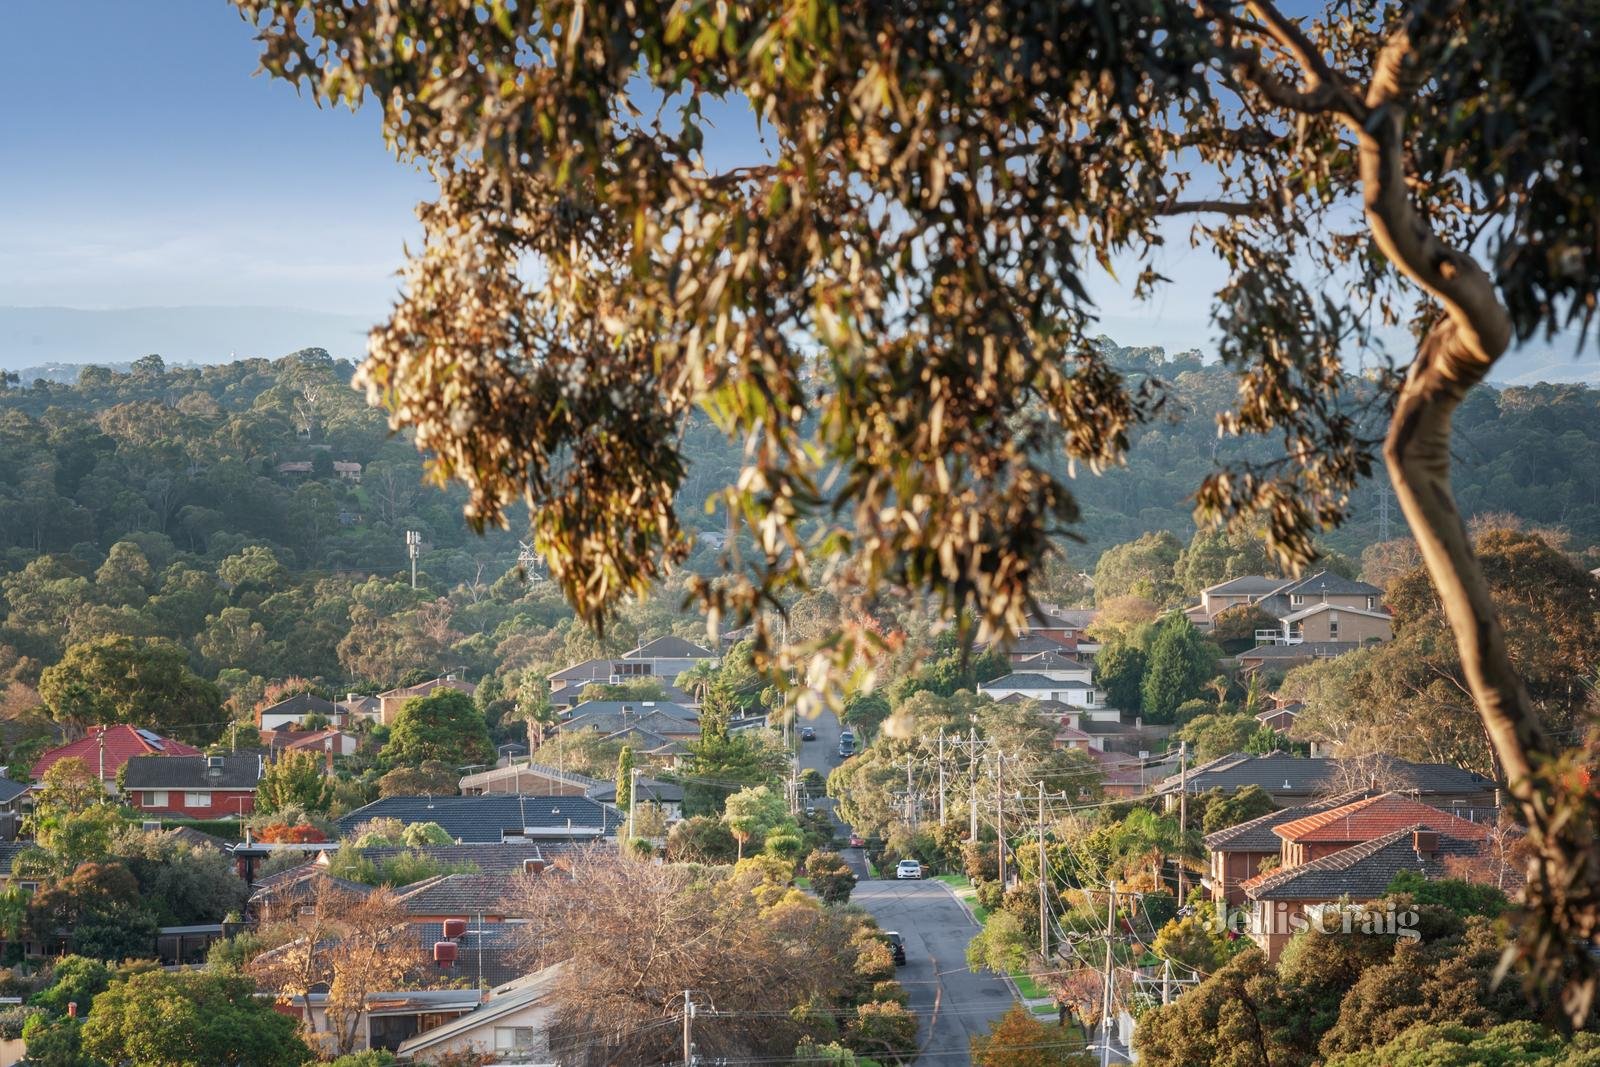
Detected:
left=793, top=707, right=1015, bottom=1065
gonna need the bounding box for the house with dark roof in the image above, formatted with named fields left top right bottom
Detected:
left=585, top=775, right=686, bottom=819
left=546, top=636, right=717, bottom=709
left=1235, top=641, right=1363, bottom=674
left=31, top=725, right=201, bottom=792
left=1242, top=824, right=1515, bottom=959
left=1154, top=752, right=1499, bottom=813
left=560, top=700, right=700, bottom=741
left=330, top=841, right=570, bottom=876
left=337, top=795, right=621, bottom=844
left=256, top=692, right=341, bottom=731
left=124, top=754, right=264, bottom=819
left=376, top=674, right=477, bottom=726
left=394, top=873, right=521, bottom=922
left=247, top=863, right=374, bottom=924
left=1184, top=571, right=1387, bottom=638
left=1255, top=703, right=1301, bottom=733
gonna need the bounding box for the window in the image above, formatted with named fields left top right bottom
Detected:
left=494, top=1027, right=535, bottom=1050
left=1290, top=594, right=1304, bottom=606
left=1086, top=690, right=1096, bottom=705
left=1366, top=595, right=1377, bottom=610
left=183, top=791, right=209, bottom=808
left=1328, top=612, right=1339, bottom=639
left=144, top=790, right=168, bottom=807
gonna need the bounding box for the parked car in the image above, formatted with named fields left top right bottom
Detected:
left=848, top=833, right=866, bottom=848
left=885, top=931, right=906, bottom=965
left=896, top=859, right=923, bottom=880
left=800, top=726, right=817, bottom=741
left=804, top=805, right=818, bottom=819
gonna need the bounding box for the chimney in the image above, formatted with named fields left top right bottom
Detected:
left=67, top=1003, right=77, bottom=1019
left=1413, top=829, right=1440, bottom=857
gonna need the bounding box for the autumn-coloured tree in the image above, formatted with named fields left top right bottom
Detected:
left=239, top=0, right=1600, bottom=1013
left=972, top=1005, right=1094, bottom=1067
left=503, top=849, right=894, bottom=1064
left=249, top=880, right=425, bottom=1059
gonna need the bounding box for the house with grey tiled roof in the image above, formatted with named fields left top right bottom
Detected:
left=1155, top=752, right=1498, bottom=811
left=560, top=700, right=699, bottom=740
left=546, top=636, right=717, bottom=708
left=334, top=841, right=571, bottom=875
left=394, top=873, right=521, bottom=920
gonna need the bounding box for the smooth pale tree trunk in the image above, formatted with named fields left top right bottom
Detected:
left=1353, top=29, right=1600, bottom=1021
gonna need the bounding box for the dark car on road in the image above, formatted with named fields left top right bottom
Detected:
left=885, top=931, right=906, bottom=965
left=800, top=726, right=817, bottom=741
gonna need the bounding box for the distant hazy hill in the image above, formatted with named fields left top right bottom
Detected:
left=0, top=305, right=372, bottom=370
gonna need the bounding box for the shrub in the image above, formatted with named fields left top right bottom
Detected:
left=0, top=1004, right=41, bottom=1040
left=974, top=878, right=1004, bottom=912
left=807, top=850, right=859, bottom=906
left=844, top=1000, right=918, bottom=1062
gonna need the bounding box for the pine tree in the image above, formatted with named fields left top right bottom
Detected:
left=615, top=745, right=635, bottom=812
left=1140, top=616, right=1215, bottom=723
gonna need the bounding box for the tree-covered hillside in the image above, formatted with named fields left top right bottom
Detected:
left=0, top=344, right=1589, bottom=738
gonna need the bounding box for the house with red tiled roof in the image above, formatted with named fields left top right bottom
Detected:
left=1269, top=791, right=1494, bottom=868
left=1234, top=791, right=1520, bottom=959
left=30, top=725, right=201, bottom=793
left=1242, top=825, right=1515, bottom=959
left=260, top=727, right=360, bottom=760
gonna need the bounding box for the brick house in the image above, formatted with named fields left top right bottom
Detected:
left=1242, top=824, right=1514, bottom=960
left=123, top=754, right=264, bottom=818
left=1203, top=789, right=1376, bottom=906
left=376, top=674, right=478, bottom=726
left=31, top=726, right=202, bottom=794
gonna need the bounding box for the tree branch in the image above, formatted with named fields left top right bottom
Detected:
left=1155, top=199, right=1267, bottom=217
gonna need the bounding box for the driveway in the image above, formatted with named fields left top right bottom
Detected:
left=852, top=878, right=1015, bottom=1065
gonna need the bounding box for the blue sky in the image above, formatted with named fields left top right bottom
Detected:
left=0, top=1, right=1235, bottom=353
left=0, top=1, right=430, bottom=317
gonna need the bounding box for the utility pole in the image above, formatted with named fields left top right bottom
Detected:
left=1177, top=741, right=1189, bottom=902
left=937, top=730, right=946, bottom=825
left=995, top=752, right=1006, bottom=889
left=1161, top=958, right=1172, bottom=1006
left=681, top=990, right=694, bottom=1066
left=906, top=755, right=917, bottom=828
left=1038, top=781, right=1049, bottom=958
left=1100, top=885, right=1117, bottom=1067
left=628, top=766, right=640, bottom=843
left=405, top=529, right=421, bottom=588
left=968, top=726, right=980, bottom=842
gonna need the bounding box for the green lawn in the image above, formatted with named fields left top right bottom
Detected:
left=1012, top=970, right=1052, bottom=1001
left=934, top=873, right=971, bottom=890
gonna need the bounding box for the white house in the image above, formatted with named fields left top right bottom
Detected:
left=395, top=963, right=566, bottom=1064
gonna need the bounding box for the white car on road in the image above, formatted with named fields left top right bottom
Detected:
left=895, top=859, right=923, bottom=880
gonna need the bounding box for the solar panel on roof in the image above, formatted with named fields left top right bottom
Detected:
left=136, top=728, right=165, bottom=749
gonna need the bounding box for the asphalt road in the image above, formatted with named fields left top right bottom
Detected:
left=794, top=706, right=1014, bottom=1065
